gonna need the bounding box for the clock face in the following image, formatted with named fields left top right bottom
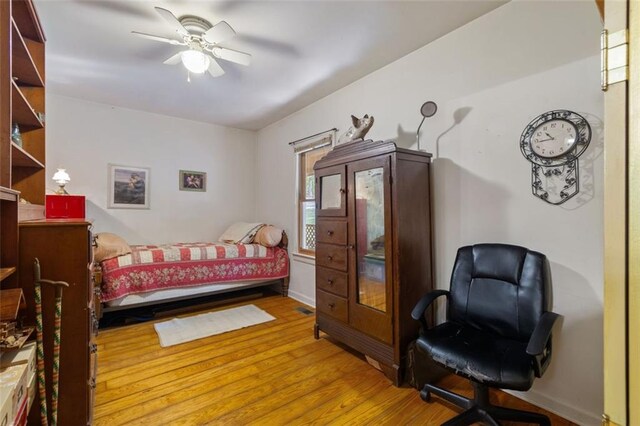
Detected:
left=520, top=109, right=591, bottom=167
left=530, top=119, right=578, bottom=158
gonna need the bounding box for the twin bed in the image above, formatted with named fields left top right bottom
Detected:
left=95, top=229, right=290, bottom=312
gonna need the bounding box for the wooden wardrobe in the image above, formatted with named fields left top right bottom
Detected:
left=313, top=139, right=434, bottom=385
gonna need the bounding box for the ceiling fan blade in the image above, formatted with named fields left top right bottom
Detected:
left=207, top=57, right=225, bottom=77
left=155, top=7, right=189, bottom=36
left=132, top=31, right=184, bottom=46
left=203, top=21, right=236, bottom=44
left=211, top=47, right=251, bottom=66
left=163, top=52, right=183, bottom=65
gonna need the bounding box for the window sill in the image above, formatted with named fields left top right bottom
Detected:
left=291, top=252, right=315, bottom=266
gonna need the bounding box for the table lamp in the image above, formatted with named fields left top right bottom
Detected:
left=52, top=169, right=70, bottom=195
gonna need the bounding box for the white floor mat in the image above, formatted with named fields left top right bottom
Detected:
left=153, top=304, right=276, bottom=347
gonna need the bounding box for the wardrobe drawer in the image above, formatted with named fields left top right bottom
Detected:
left=316, top=267, right=348, bottom=297
left=316, top=290, right=348, bottom=323
left=316, top=221, right=347, bottom=245
left=316, top=243, right=348, bottom=272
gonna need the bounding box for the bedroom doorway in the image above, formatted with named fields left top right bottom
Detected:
left=602, top=0, right=639, bottom=424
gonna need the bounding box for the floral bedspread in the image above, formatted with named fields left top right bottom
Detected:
left=100, top=243, right=289, bottom=301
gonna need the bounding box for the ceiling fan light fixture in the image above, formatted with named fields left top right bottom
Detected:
left=181, top=49, right=210, bottom=74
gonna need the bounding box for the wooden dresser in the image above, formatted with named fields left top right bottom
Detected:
left=313, top=139, right=434, bottom=385
left=18, top=220, right=97, bottom=425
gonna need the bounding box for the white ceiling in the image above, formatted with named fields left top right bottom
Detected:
left=35, top=0, right=507, bottom=130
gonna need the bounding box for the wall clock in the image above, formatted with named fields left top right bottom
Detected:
left=520, top=110, right=591, bottom=205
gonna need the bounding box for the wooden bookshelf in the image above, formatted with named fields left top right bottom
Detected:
left=1, top=0, right=46, bottom=291
left=1, top=3, right=46, bottom=422
left=2, top=0, right=46, bottom=214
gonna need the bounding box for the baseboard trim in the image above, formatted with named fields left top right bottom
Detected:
left=503, top=389, right=601, bottom=425
left=286, top=289, right=315, bottom=308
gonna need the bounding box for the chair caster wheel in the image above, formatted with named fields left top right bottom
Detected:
left=420, top=389, right=431, bottom=402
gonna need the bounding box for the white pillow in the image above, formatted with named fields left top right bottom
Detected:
left=218, top=222, right=264, bottom=244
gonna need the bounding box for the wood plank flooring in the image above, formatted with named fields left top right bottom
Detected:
left=95, top=294, right=575, bottom=425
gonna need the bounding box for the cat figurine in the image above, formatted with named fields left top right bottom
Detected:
left=337, top=114, right=374, bottom=145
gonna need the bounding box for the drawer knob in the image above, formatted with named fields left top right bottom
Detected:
left=327, top=279, right=334, bottom=286
left=328, top=302, right=336, bottom=310
left=327, top=255, right=333, bottom=261
left=327, top=230, right=334, bottom=236
left=90, top=343, right=98, bottom=354
left=339, top=188, right=346, bottom=194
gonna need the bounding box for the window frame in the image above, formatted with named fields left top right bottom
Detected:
left=295, top=137, right=332, bottom=257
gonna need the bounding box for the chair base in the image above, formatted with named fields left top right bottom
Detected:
left=420, top=381, right=551, bottom=426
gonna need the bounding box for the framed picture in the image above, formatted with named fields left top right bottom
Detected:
left=179, top=170, right=207, bottom=192
left=108, top=164, right=150, bottom=209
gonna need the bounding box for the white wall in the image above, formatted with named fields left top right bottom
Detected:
left=255, top=1, right=603, bottom=424
left=46, top=94, right=257, bottom=244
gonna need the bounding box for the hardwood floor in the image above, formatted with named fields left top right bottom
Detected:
left=95, top=294, right=575, bottom=425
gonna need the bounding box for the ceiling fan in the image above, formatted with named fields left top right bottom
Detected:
left=132, top=7, right=251, bottom=79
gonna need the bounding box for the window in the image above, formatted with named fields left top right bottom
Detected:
left=297, top=140, right=331, bottom=256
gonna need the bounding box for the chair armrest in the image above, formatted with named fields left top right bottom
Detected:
left=526, top=311, right=560, bottom=356
left=411, top=290, right=449, bottom=331
left=527, top=311, right=560, bottom=377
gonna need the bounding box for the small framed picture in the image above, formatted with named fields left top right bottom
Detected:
left=179, top=170, right=207, bottom=192
left=108, top=164, right=150, bottom=209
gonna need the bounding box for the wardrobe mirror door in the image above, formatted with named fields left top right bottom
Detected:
left=354, top=167, right=386, bottom=312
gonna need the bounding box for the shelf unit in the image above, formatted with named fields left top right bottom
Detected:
left=5, top=0, right=46, bottom=214
left=1, top=1, right=46, bottom=284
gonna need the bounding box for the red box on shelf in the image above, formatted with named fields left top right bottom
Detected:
left=45, top=195, right=86, bottom=219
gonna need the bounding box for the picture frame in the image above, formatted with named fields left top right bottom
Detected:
left=108, top=164, right=150, bottom=209
left=179, top=170, right=207, bottom=192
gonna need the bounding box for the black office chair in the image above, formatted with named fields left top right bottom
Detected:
left=411, top=244, right=560, bottom=426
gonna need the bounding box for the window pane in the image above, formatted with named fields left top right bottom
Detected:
left=298, top=144, right=331, bottom=254
left=306, top=174, right=315, bottom=199
left=303, top=147, right=329, bottom=200
left=300, top=201, right=317, bottom=251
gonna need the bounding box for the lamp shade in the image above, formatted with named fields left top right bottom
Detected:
left=52, top=168, right=70, bottom=184
left=52, top=168, right=70, bottom=194
left=181, top=50, right=210, bottom=74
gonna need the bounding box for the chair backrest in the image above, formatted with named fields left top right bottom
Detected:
left=448, top=244, right=551, bottom=342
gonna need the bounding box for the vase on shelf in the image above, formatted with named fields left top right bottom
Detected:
left=11, top=123, right=22, bottom=147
